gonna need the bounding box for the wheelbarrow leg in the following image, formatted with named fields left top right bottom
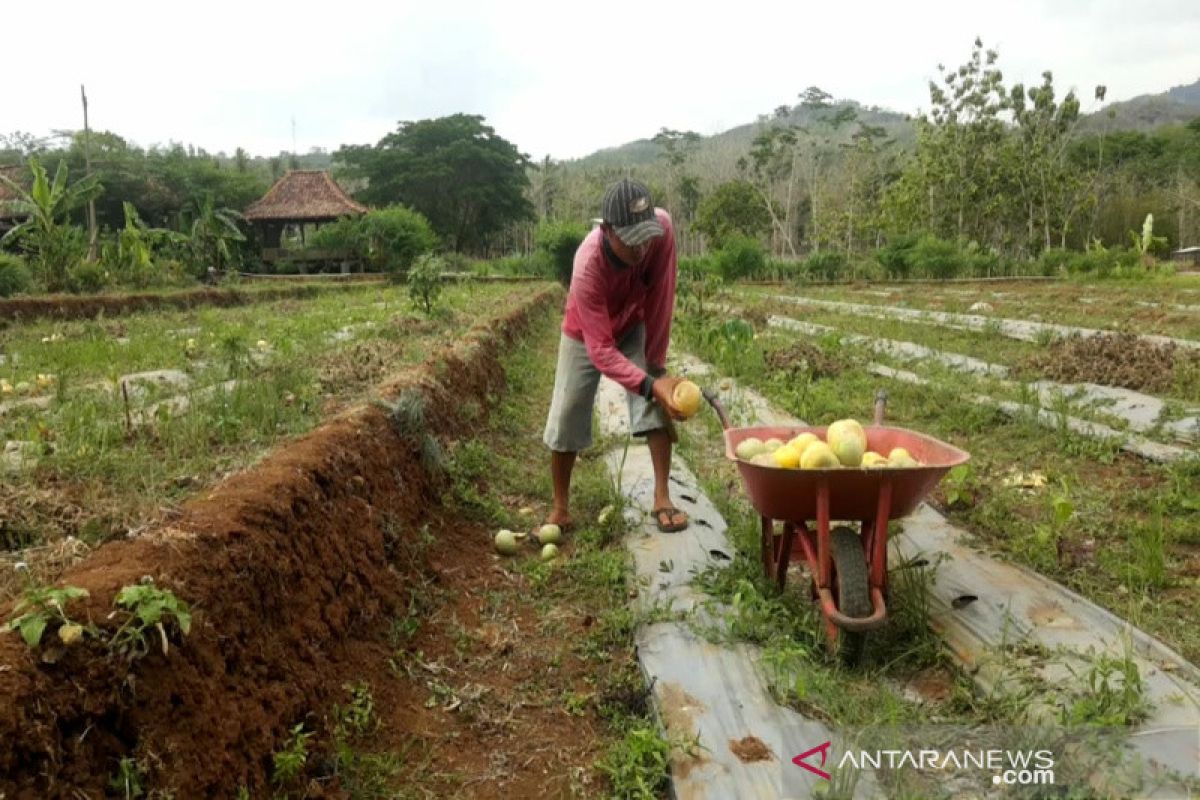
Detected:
left=760, top=516, right=775, bottom=582
left=760, top=516, right=793, bottom=591
left=776, top=522, right=795, bottom=590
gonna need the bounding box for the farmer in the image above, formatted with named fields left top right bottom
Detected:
left=543, top=178, right=689, bottom=534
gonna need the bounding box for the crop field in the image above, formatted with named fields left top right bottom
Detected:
left=770, top=277, right=1200, bottom=341
left=2, top=274, right=1199, bottom=799
left=702, top=279, right=1200, bottom=662
left=1, top=282, right=537, bottom=596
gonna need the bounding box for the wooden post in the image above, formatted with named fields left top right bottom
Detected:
left=81, top=85, right=98, bottom=262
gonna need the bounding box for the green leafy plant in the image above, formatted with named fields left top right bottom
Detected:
left=3, top=579, right=90, bottom=648
left=677, top=256, right=722, bottom=316
left=1129, top=213, right=1169, bottom=262
left=596, top=725, right=671, bottom=799
left=362, top=205, right=439, bottom=275
left=407, top=252, right=444, bottom=314
left=0, top=253, right=32, bottom=297
left=272, top=722, right=314, bottom=785
left=1027, top=482, right=1075, bottom=569
left=535, top=219, right=589, bottom=286
left=187, top=194, right=246, bottom=276
left=714, top=234, right=767, bottom=282
left=109, top=756, right=145, bottom=799
left=0, top=155, right=100, bottom=291
left=942, top=464, right=978, bottom=510
left=101, top=202, right=187, bottom=288
left=108, top=579, right=192, bottom=659
left=333, top=681, right=377, bottom=739
left=804, top=250, right=847, bottom=282
left=1062, top=645, right=1149, bottom=727
left=69, top=261, right=108, bottom=294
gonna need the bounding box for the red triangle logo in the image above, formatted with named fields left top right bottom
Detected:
left=792, top=741, right=832, bottom=780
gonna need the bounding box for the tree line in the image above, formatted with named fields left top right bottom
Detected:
left=3, top=38, right=1198, bottom=297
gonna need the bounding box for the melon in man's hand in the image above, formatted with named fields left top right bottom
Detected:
left=673, top=380, right=702, bottom=418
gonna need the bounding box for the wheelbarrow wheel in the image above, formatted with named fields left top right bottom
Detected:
left=829, top=526, right=871, bottom=666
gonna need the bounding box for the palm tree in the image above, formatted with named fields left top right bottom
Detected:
left=0, top=156, right=101, bottom=291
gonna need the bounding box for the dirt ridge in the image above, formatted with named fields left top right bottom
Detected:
left=0, top=283, right=366, bottom=323
left=0, top=286, right=561, bottom=797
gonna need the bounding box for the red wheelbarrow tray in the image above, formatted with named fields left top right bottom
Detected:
left=724, top=425, right=971, bottom=522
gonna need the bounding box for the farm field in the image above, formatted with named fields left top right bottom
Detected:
left=0, top=282, right=532, bottom=599
left=6, top=6, right=1200, bottom=794
left=1, top=274, right=1198, bottom=798
left=687, top=281, right=1200, bottom=664
left=749, top=276, right=1200, bottom=341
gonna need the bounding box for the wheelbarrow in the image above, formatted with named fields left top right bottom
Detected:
left=704, top=389, right=970, bottom=663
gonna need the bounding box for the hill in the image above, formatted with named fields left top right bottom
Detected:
left=1080, top=78, right=1200, bottom=132
left=567, top=79, right=1200, bottom=170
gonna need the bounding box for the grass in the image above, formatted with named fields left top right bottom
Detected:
left=0, top=282, right=537, bottom=599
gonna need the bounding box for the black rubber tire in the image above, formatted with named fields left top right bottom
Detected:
left=830, top=526, right=871, bottom=665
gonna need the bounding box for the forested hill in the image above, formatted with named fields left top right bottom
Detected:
left=572, top=100, right=912, bottom=170
left=1078, top=78, right=1200, bottom=132
left=569, top=78, right=1200, bottom=169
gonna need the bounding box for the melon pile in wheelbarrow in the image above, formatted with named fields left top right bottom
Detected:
left=707, top=389, right=969, bottom=664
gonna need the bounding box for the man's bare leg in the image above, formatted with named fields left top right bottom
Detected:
left=646, top=429, right=687, bottom=529
left=550, top=450, right=577, bottom=528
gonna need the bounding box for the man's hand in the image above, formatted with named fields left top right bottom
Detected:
left=651, top=376, right=687, bottom=421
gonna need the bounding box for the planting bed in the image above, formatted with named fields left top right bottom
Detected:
left=767, top=277, right=1200, bottom=341
left=0, top=285, right=598, bottom=796
left=0, top=282, right=371, bottom=323
left=1, top=283, right=530, bottom=600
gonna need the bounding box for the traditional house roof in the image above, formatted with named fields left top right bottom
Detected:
left=243, top=170, right=368, bottom=222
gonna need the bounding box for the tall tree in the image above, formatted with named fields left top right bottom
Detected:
left=1009, top=72, right=1086, bottom=250
left=652, top=128, right=702, bottom=220
left=337, top=114, right=534, bottom=252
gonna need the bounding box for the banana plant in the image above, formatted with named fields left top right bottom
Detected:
left=0, top=156, right=101, bottom=291
left=187, top=194, right=246, bottom=276
left=102, top=202, right=188, bottom=287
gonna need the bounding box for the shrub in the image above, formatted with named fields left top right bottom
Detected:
left=407, top=253, right=444, bottom=314
left=910, top=235, right=962, bottom=279
left=714, top=235, right=766, bottom=282
left=964, top=249, right=1002, bottom=278
left=876, top=233, right=919, bottom=279
left=360, top=205, right=446, bottom=277
left=308, top=216, right=366, bottom=255
left=1039, top=248, right=1072, bottom=276
left=0, top=253, right=32, bottom=297
left=536, top=220, right=589, bottom=286
left=803, top=251, right=847, bottom=282
left=68, top=262, right=108, bottom=294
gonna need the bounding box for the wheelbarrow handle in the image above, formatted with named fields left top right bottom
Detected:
left=702, top=387, right=732, bottom=431
left=873, top=389, right=889, bottom=426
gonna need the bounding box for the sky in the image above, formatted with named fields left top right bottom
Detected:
left=4, top=0, right=1199, bottom=163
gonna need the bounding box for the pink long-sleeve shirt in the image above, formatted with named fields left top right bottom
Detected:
left=562, top=208, right=677, bottom=394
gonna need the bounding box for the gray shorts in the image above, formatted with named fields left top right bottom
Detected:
left=543, top=323, right=666, bottom=452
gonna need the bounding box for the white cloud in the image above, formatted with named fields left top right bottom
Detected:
left=4, top=0, right=1197, bottom=161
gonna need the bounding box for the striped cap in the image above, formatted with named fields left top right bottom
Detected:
left=601, top=178, right=664, bottom=247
